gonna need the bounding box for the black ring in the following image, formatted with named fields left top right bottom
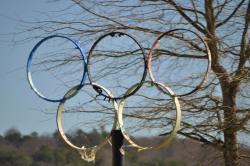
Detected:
left=87, top=31, right=147, bottom=100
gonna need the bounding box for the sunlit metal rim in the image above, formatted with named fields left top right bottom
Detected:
left=147, top=28, right=212, bottom=97
left=117, top=81, right=182, bottom=151
left=56, top=82, right=118, bottom=161
left=27, top=34, right=87, bottom=102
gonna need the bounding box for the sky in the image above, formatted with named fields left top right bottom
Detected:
left=0, top=0, right=147, bottom=136
left=0, top=0, right=70, bottom=135
left=0, top=0, right=250, bottom=147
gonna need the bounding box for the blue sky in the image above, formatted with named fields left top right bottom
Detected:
left=0, top=0, right=144, bottom=136
left=1, top=1, right=249, bottom=146
left=0, top=0, right=68, bottom=135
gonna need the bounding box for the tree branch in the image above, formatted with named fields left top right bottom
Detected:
left=164, top=0, right=206, bottom=34
left=216, top=0, right=245, bottom=28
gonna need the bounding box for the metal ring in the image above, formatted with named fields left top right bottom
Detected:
left=147, top=28, right=211, bottom=97
left=56, top=82, right=119, bottom=161
left=27, top=35, right=87, bottom=102
left=87, top=31, right=147, bottom=100
left=117, top=81, right=181, bottom=151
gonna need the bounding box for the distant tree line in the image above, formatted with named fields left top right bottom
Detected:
left=0, top=128, right=249, bottom=166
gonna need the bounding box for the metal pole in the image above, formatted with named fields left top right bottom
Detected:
left=112, top=130, right=124, bottom=166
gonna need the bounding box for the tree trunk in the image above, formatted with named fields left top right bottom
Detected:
left=222, top=85, right=240, bottom=166
left=223, top=129, right=239, bottom=166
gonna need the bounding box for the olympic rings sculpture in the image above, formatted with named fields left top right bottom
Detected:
left=27, top=30, right=211, bottom=161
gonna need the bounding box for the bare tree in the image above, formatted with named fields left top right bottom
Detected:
left=20, top=0, right=250, bottom=165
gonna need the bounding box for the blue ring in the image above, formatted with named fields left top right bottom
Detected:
left=27, top=35, right=87, bottom=102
